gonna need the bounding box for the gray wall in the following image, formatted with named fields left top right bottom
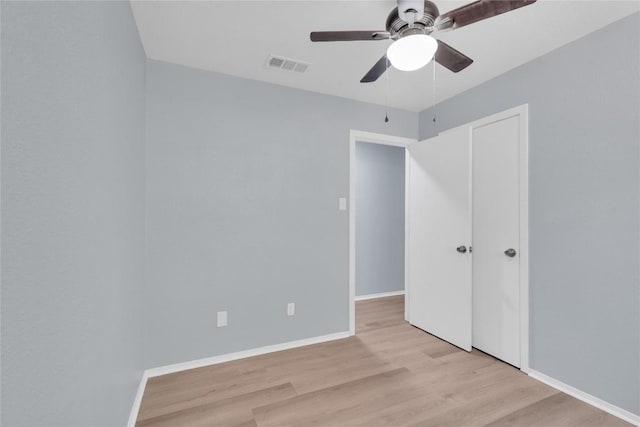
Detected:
left=145, top=60, right=417, bottom=368
left=2, top=1, right=636, bottom=423
left=419, top=13, right=640, bottom=415
left=1, top=2, right=146, bottom=426
left=355, top=142, right=405, bottom=297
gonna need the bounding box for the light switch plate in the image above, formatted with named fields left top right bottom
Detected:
left=287, top=303, right=295, bottom=316
left=217, top=311, right=227, bottom=327
left=338, top=197, right=347, bottom=211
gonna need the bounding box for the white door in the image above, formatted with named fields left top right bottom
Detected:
left=408, top=127, right=472, bottom=351
left=472, top=115, right=521, bottom=367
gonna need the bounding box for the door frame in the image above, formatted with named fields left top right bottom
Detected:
left=348, top=130, right=417, bottom=336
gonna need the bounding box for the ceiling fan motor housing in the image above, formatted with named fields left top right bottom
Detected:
left=387, top=0, right=440, bottom=38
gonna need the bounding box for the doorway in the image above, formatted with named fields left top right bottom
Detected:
left=406, top=104, right=529, bottom=371
left=349, top=130, right=417, bottom=335
left=354, top=141, right=405, bottom=299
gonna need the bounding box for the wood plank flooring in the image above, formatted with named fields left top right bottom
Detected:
left=137, top=296, right=630, bottom=426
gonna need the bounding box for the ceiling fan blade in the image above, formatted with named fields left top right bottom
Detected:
left=310, top=31, right=390, bottom=42
left=360, top=55, right=391, bottom=83
left=435, top=40, right=473, bottom=73
left=435, top=0, right=536, bottom=31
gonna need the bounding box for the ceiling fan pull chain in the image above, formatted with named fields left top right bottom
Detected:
left=432, top=58, right=437, bottom=124
left=385, top=56, right=390, bottom=123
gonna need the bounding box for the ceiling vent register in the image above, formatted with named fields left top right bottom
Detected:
left=266, top=55, right=309, bottom=73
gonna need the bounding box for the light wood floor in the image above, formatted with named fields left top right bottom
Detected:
left=137, top=296, right=630, bottom=426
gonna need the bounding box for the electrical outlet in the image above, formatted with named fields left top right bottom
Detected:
left=217, top=311, right=227, bottom=327
left=287, top=303, right=295, bottom=316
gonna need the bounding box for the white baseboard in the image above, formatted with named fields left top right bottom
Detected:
left=528, top=369, right=639, bottom=426
left=145, top=331, right=350, bottom=378
left=127, top=372, right=148, bottom=427
left=355, top=290, right=405, bottom=301
left=127, top=330, right=350, bottom=425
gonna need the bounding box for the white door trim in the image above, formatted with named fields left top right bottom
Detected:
left=348, top=130, right=417, bottom=336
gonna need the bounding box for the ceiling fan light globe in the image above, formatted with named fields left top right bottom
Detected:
left=387, top=34, right=438, bottom=71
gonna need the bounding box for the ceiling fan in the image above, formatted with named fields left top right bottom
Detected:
left=310, top=0, right=537, bottom=83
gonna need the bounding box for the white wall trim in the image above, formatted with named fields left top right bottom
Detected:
left=528, top=369, right=640, bottom=426
left=349, top=130, right=417, bottom=336
left=146, top=331, right=350, bottom=378
left=127, top=374, right=148, bottom=427
left=355, top=290, right=406, bottom=301
left=519, top=104, right=530, bottom=373
left=404, top=148, right=411, bottom=323
left=349, top=130, right=415, bottom=148
left=127, top=331, right=350, bottom=425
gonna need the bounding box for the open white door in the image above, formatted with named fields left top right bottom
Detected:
left=407, top=127, right=472, bottom=351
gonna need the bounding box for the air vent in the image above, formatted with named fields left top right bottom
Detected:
left=266, top=55, right=310, bottom=73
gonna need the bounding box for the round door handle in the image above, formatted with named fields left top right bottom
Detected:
left=456, top=246, right=467, bottom=254
left=504, top=248, right=517, bottom=257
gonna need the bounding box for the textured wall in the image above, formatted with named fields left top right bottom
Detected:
left=1, top=2, right=146, bottom=425
left=355, top=142, right=405, bottom=297
left=419, top=13, right=640, bottom=415
left=144, top=60, right=418, bottom=368
left=3, top=1, right=636, bottom=423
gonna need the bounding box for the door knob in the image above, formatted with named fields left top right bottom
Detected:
left=456, top=246, right=467, bottom=254
left=504, top=248, right=517, bottom=257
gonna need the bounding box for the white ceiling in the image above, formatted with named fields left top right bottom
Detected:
left=131, top=1, right=640, bottom=112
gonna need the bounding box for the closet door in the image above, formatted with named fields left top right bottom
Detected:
left=408, top=127, right=472, bottom=351
left=472, top=115, right=521, bottom=367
